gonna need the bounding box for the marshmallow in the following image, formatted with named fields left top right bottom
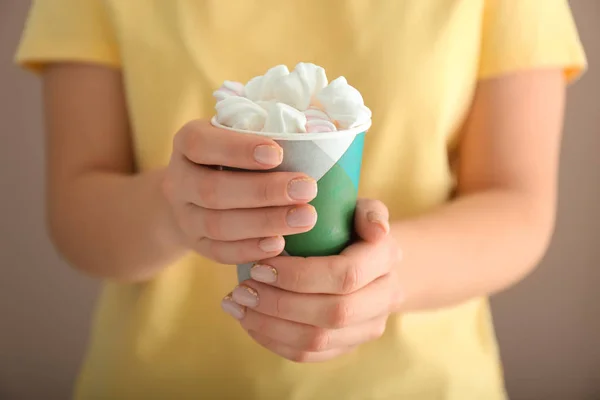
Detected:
left=273, top=62, right=328, bottom=111
left=213, top=80, right=245, bottom=102
left=215, top=64, right=371, bottom=133
left=215, top=96, right=267, bottom=131
left=263, top=102, right=307, bottom=134
left=256, top=100, right=276, bottom=111
left=303, top=107, right=336, bottom=133
left=306, top=119, right=337, bottom=133
left=303, top=107, right=331, bottom=121
left=316, top=76, right=372, bottom=129
left=244, top=65, right=290, bottom=102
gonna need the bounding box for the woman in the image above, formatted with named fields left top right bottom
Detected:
left=17, top=0, right=586, bottom=399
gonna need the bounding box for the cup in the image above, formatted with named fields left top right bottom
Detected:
left=211, top=117, right=370, bottom=282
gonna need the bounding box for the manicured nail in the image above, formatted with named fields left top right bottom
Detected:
left=254, top=145, right=282, bottom=166
left=286, top=206, right=317, bottom=228
left=287, top=178, right=318, bottom=201
left=250, top=264, right=278, bottom=283
left=367, top=211, right=390, bottom=235
left=258, top=236, right=285, bottom=253
left=221, top=293, right=245, bottom=320
left=232, top=285, right=259, bottom=307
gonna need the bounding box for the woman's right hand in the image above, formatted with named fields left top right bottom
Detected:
left=162, top=120, right=318, bottom=264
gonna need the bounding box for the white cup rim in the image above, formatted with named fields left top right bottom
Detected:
left=210, top=116, right=371, bottom=141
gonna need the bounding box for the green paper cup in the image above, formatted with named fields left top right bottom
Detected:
left=210, top=117, right=370, bottom=283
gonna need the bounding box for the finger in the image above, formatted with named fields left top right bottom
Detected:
left=247, top=330, right=355, bottom=363
left=177, top=162, right=317, bottom=209
left=174, top=119, right=283, bottom=169
left=231, top=277, right=394, bottom=329
left=178, top=203, right=317, bottom=241
left=194, top=236, right=285, bottom=265
left=354, top=198, right=390, bottom=242
left=250, top=239, right=394, bottom=294
left=240, top=308, right=388, bottom=352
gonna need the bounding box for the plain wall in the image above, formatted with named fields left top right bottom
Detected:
left=0, top=1, right=598, bottom=399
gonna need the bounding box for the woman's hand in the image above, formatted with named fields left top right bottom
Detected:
left=222, top=199, right=403, bottom=362
left=162, top=120, right=319, bottom=264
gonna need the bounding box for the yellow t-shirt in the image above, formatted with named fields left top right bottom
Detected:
left=17, top=1, right=586, bottom=399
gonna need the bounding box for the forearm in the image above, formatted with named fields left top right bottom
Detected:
left=392, top=189, right=555, bottom=312
left=48, top=168, right=186, bottom=282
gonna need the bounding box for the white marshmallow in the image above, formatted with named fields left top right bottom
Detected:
left=215, top=96, right=267, bottom=131
left=244, top=65, right=290, bottom=102
left=213, top=80, right=245, bottom=102
left=273, top=62, right=328, bottom=111
left=263, top=102, right=307, bottom=133
left=256, top=100, right=276, bottom=111
left=316, top=76, right=372, bottom=129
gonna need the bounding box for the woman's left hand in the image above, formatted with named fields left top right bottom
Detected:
left=221, top=198, right=403, bottom=362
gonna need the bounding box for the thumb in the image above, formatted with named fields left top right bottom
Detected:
left=354, top=198, right=390, bottom=243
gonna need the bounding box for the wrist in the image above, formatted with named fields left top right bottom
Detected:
left=388, top=220, right=425, bottom=313
left=150, top=168, right=189, bottom=255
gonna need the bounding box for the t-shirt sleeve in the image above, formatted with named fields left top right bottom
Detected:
left=15, top=0, right=120, bottom=72
left=478, top=0, right=587, bottom=83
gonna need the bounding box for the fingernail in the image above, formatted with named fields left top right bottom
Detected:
left=254, top=145, right=282, bottom=166
left=221, top=293, right=245, bottom=319
left=232, top=285, right=259, bottom=307
left=367, top=211, right=390, bottom=235
left=250, top=264, right=278, bottom=283
left=286, top=206, right=317, bottom=228
left=288, top=178, right=318, bottom=201
left=258, top=237, right=284, bottom=253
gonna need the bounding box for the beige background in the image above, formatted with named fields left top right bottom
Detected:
left=1, top=1, right=598, bottom=399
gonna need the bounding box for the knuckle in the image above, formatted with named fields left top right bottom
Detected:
left=288, top=264, right=303, bottom=291
left=238, top=242, right=262, bottom=265
left=328, top=300, right=354, bottom=329
left=160, top=173, right=175, bottom=202
left=254, top=315, right=270, bottom=336
left=259, top=208, right=277, bottom=234
left=243, top=141, right=256, bottom=161
left=203, top=240, right=230, bottom=264
left=249, top=330, right=273, bottom=347
left=258, top=178, right=272, bottom=204
left=274, top=291, right=284, bottom=319
left=340, top=258, right=362, bottom=294
left=243, top=312, right=267, bottom=335
left=256, top=176, right=280, bottom=205
left=178, top=120, right=204, bottom=156
left=261, top=181, right=270, bottom=204
left=305, top=327, right=331, bottom=352
left=175, top=203, right=195, bottom=237
left=201, top=209, right=223, bottom=239
left=196, top=172, right=219, bottom=208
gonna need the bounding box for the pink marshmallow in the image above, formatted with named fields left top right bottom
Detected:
left=306, top=119, right=337, bottom=133
left=304, top=107, right=331, bottom=121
